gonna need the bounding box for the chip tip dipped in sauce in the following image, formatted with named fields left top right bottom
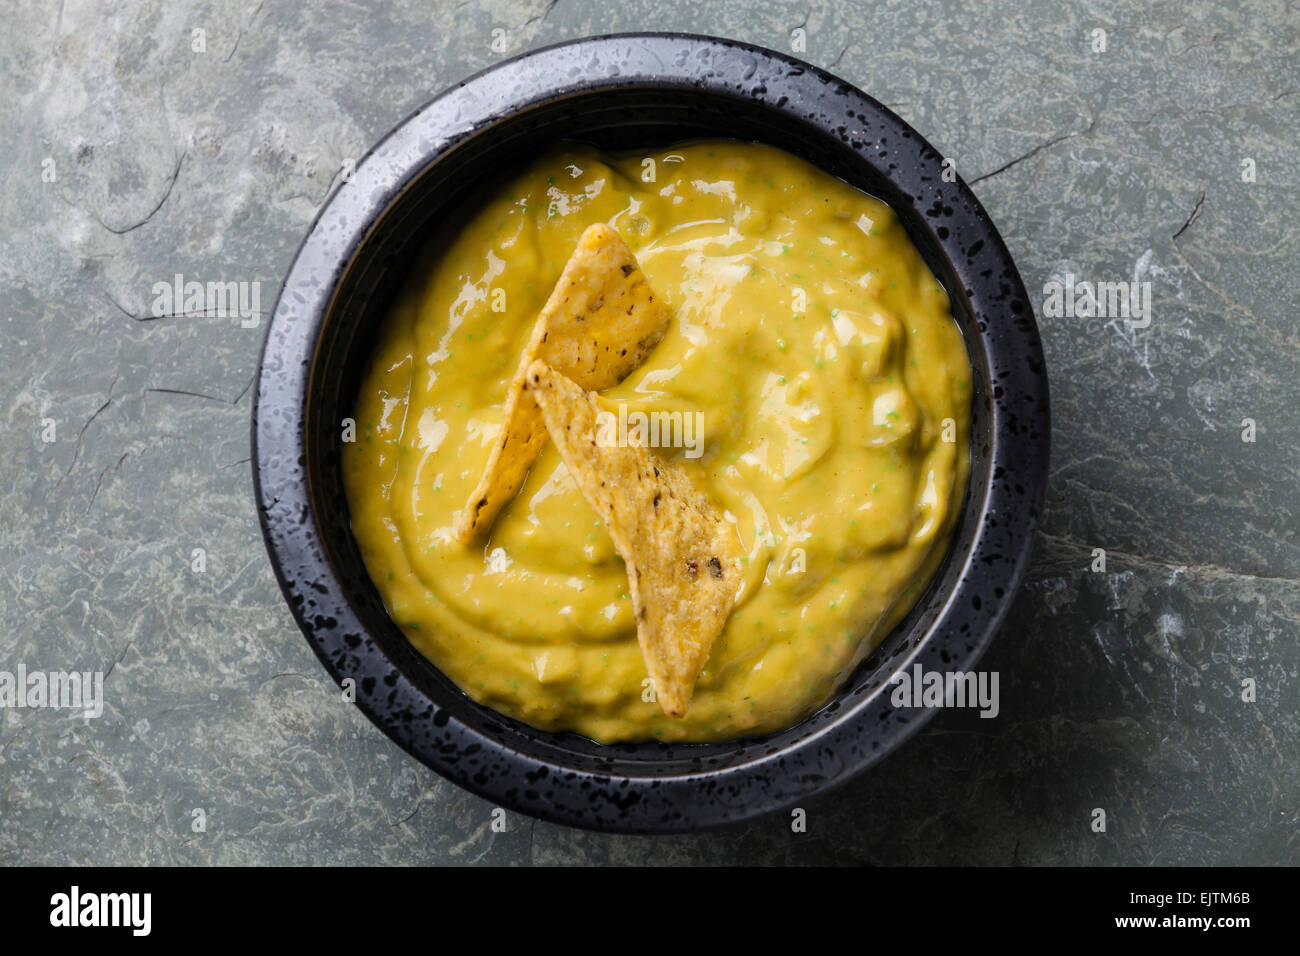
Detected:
left=452, top=222, right=669, bottom=543
left=524, top=359, right=740, bottom=718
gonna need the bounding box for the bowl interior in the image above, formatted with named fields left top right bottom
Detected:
left=306, top=86, right=992, bottom=777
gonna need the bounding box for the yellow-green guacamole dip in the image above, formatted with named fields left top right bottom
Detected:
left=342, top=140, right=972, bottom=743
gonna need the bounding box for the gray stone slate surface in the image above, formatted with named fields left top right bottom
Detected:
left=0, top=0, right=1295, bottom=864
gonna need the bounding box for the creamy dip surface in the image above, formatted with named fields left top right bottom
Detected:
left=342, top=140, right=972, bottom=743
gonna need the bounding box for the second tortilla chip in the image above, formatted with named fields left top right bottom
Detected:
left=453, top=223, right=670, bottom=542
left=523, top=360, right=740, bottom=718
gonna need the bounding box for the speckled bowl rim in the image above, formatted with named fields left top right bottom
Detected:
left=252, top=33, right=1049, bottom=833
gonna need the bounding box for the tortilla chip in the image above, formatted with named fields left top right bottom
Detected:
left=453, top=224, right=671, bottom=542
left=523, top=360, right=739, bottom=718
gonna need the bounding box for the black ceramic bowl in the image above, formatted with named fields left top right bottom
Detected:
left=253, top=33, right=1049, bottom=833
